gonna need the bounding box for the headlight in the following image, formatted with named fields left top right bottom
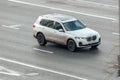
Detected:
left=75, top=37, right=86, bottom=39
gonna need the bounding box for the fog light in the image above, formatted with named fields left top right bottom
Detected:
left=79, top=42, right=82, bottom=46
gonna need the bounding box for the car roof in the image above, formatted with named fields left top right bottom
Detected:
left=40, top=13, right=77, bottom=23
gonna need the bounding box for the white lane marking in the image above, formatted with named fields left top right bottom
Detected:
left=112, top=20, right=118, bottom=23
left=2, top=24, right=21, bottom=30
left=8, top=0, right=117, bottom=21
left=0, top=57, right=88, bottom=80
left=0, top=66, right=21, bottom=76
left=33, top=48, right=54, bottom=54
left=25, top=73, right=39, bottom=76
left=112, top=32, right=120, bottom=36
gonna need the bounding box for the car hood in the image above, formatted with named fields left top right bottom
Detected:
left=66, top=28, right=98, bottom=37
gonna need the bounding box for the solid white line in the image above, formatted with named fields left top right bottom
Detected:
left=112, top=32, right=120, bottom=36
left=0, top=57, right=88, bottom=80
left=76, top=0, right=118, bottom=8
left=8, top=0, right=117, bottom=21
left=33, top=48, right=54, bottom=54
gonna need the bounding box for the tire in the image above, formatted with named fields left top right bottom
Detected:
left=36, top=33, right=47, bottom=46
left=67, top=39, right=76, bottom=52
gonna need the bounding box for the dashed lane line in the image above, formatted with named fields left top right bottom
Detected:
left=112, top=32, right=120, bottom=36
left=0, top=57, right=88, bottom=80
left=2, top=24, right=21, bottom=30
left=25, top=73, right=39, bottom=76
left=0, top=66, right=21, bottom=76
left=33, top=48, right=54, bottom=54
left=8, top=0, right=117, bottom=21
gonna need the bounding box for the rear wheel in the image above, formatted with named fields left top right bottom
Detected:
left=67, top=39, right=76, bottom=52
left=37, top=33, right=47, bottom=46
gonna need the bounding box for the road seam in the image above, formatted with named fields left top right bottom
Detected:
left=0, top=57, right=88, bottom=80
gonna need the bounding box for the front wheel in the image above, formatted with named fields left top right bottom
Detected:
left=36, top=33, right=47, bottom=46
left=67, top=39, right=76, bottom=52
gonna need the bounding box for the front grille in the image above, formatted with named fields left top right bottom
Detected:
left=87, top=37, right=91, bottom=41
left=87, top=35, right=97, bottom=41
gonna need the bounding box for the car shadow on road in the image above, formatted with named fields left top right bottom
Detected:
left=34, top=43, right=101, bottom=59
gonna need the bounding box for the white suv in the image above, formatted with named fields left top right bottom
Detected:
left=33, top=14, right=101, bottom=51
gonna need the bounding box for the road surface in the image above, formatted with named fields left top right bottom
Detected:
left=0, top=0, right=119, bottom=80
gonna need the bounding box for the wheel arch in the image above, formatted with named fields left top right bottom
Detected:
left=66, top=38, right=76, bottom=45
left=36, top=32, right=44, bottom=38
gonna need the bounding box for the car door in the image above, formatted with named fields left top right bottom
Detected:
left=40, top=19, right=55, bottom=42
left=53, top=22, right=67, bottom=45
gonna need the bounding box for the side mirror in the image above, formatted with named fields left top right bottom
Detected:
left=58, top=29, right=64, bottom=32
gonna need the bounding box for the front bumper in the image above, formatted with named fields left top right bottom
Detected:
left=75, top=37, right=101, bottom=48
left=78, top=42, right=101, bottom=48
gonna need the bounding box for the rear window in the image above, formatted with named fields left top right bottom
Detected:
left=40, top=19, right=54, bottom=28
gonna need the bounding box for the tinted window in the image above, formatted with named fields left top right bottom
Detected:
left=63, top=20, right=86, bottom=31
left=40, top=19, right=54, bottom=28
left=54, top=22, right=63, bottom=30
left=40, top=19, right=48, bottom=26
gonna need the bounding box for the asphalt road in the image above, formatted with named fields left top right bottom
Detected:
left=0, top=0, right=119, bottom=80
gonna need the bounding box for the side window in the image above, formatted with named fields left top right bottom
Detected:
left=40, top=19, right=47, bottom=26
left=40, top=19, right=54, bottom=28
left=54, top=22, right=63, bottom=30
left=46, top=20, right=54, bottom=28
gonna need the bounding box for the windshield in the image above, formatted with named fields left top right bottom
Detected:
left=63, top=20, right=86, bottom=31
